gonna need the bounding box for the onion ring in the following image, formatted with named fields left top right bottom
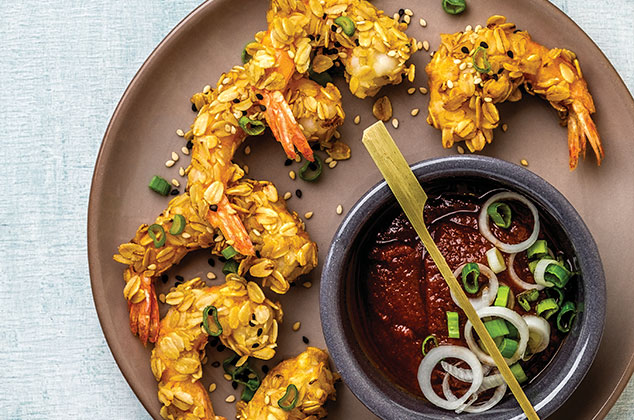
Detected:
left=508, top=253, right=545, bottom=291
left=479, top=191, right=540, bottom=254
left=523, top=315, right=551, bottom=358
left=441, top=361, right=492, bottom=383
left=451, top=263, right=499, bottom=310
left=534, top=258, right=558, bottom=287
left=464, top=306, right=529, bottom=366
left=464, top=382, right=508, bottom=413
left=442, top=371, right=507, bottom=413
left=417, top=346, right=483, bottom=410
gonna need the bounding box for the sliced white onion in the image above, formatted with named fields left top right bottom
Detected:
left=508, top=253, right=545, bottom=291
left=464, top=382, right=508, bottom=413
left=442, top=372, right=507, bottom=414
left=465, top=306, right=530, bottom=366
left=534, top=258, right=558, bottom=287
left=440, top=361, right=492, bottom=383
left=450, top=263, right=499, bottom=310
left=418, top=346, right=483, bottom=410
left=480, top=372, right=504, bottom=391
left=486, top=247, right=507, bottom=273
left=523, top=315, right=551, bottom=358
left=479, top=191, right=540, bottom=254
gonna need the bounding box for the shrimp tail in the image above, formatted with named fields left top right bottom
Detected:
left=571, top=100, right=604, bottom=168
left=206, top=195, right=255, bottom=256
left=127, top=271, right=159, bottom=345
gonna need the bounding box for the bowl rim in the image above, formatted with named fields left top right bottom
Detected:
left=320, top=155, right=606, bottom=419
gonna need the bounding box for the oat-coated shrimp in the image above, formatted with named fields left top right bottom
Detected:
left=426, top=15, right=603, bottom=170
left=151, top=276, right=282, bottom=420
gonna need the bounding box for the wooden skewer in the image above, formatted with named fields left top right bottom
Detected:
left=362, top=121, right=539, bottom=420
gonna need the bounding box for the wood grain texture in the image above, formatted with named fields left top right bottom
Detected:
left=0, top=0, right=631, bottom=419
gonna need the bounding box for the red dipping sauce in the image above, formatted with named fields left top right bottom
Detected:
left=357, top=182, right=571, bottom=399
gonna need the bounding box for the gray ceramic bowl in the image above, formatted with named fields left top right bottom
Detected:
left=320, top=155, right=605, bottom=419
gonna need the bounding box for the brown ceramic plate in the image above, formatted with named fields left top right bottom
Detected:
left=88, top=0, right=634, bottom=418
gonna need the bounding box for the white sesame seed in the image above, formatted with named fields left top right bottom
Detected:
left=165, top=160, right=175, bottom=168
left=329, top=160, right=338, bottom=169
left=447, top=80, right=454, bottom=89
left=244, top=146, right=251, bottom=155
left=419, top=18, right=427, bottom=27
left=521, top=159, right=529, bottom=167
left=393, top=12, right=399, bottom=20
left=176, top=129, right=185, bottom=137
left=354, top=115, right=360, bottom=124
left=289, top=171, right=296, bottom=180
left=304, top=211, right=313, bottom=219
left=207, top=272, right=216, bottom=280
left=294, top=155, right=301, bottom=163
left=423, top=40, right=430, bottom=51
left=417, top=41, right=423, bottom=50
left=336, top=204, right=343, bottom=215
left=225, top=395, right=236, bottom=403
left=171, top=178, right=180, bottom=187
left=465, top=25, right=473, bottom=32
left=391, top=118, right=399, bottom=129
left=203, top=85, right=211, bottom=93
left=474, top=77, right=482, bottom=85
left=411, top=108, right=420, bottom=116
left=407, top=87, right=416, bottom=95
left=453, top=59, right=461, bottom=64
left=181, top=232, right=191, bottom=239
left=502, top=123, right=509, bottom=132
left=475, top=24, right=482, bottom=32
left=223, top=374, right=232, bottom=381
left=292, top=321, right=301, bottom=331
left=484, top=97, right=493, bottom=103
left=404, top=8, right=413, bottom=16
left=230, top=125, right=236, bottom=135
left=224, top=124, right=231, bottom=133
left=264, top=395, right=271, bottom=405
left=171, top=152, right=179, bottom=161
left=324, top=157, right=333, bottom=164
left=179, top=167, right=185, bottom=177
left=419, top=87, right=428, bottom=94
left=303, top=282, right=312, bottom=288
left=209, top=383, right=217, bottom=393
left=459, top=62, right=467, bottom=71
left=457, top=145, right=465, bottom=154
left=147, top=264, right=157, bottom=270
left=222, top=77, right=231, bottom=85
left=181, top=146, right=190, bottom=156
left=403, top=15, right=411, bottom=24
left=243, top=165, right=249, bottom=174
left=283, top=191, right=292, bottom=200
left=333, top=130, right=341, bottom=139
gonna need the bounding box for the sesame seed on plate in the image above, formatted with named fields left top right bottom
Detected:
left=209, top=383, right=217, bottom=393
left=411, top=108, right=420, bottom=116
left=404, top=8, right=413, bottom=16
left=207, top=272, right=216, bottom=280
left=223, top=374, right=232, bottom=381
left=303, top=282, right=312, bottom=288
left=294, top=155, right=301, bottom=163
left=170, top=179, right=179, bottom=188
left=391, top=118, right=399, bottom=129
left=465, top=25, right=473, bottom=32
left=423, top=40, right=430, bottom=51
left=225, top=395, right=236, bottom=403
left=459, top=62, right=467, bottom=71
left=354, top=115, right=360, bottom=124
left=244, top=145, right=251, bottom=155
left=403, top=15, right=411, bottom=24
left=181, top=146, right=190, bottom=156
left=407, top=87, right=416, bottom=95
left=457, top=146, right=465, bottom=154
left=283, top=191, right=292, bottom=200
left=324, top=157, right=333, bottom=164
left=176, top=129, right=185, bottom=137
left=484, top=97, right=493, bottom=103
left=328, top=160, right=337, bottom=168
left=243, top=165, right=249, bottom=174
left=304, top=211, right=313, bottom=219
left=292, top=321, right=301, bottom=331
left=165, top=159, right=175, bottom=168
left=336, top=204, right=343, bottom=215
left=159, top=293, right=166, bottom=303
left=419, top=18, right=427, bottom=27
left=521, top=159, right=529, bottom=167
left=420, top=87, right=428, bottom=94
left=203, top=85, right=211, bottom=93
left=502, top=123, right=509, bottom=132
left=179, top=167, right=185, bottom=177
left=171, top=152, right=179, bottom=162
left=289, top=170, right=296, bottom=180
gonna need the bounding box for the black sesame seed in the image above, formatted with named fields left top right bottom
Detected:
left=491, top=74, right=499, bottom=81
left=322, top=13, right=327, bottom=19
left=217, top=344, right=226, bottom=352
left=308, top=35, right=315, bottom=41
left=186, top=140, right=193, bottom=149
left=355, top=39, right=360, bottom=46
left=211, top=361, right=221, bottom=368
left=284, top=158, right=293, bottom=166
left=249, top=321, right=255, bottom=327
left=232, top=382, right=238, bottom=390
left=209, top=204, right=218, bottom=212
left=174, top=281, right=182, bottom=287
left=175, top=275, right=184, bottom=282
left=498, top=68, right=504, bottom=74
left=255, top=250, right=261, bottom=258
left=334, top=41, right=341, bottom=48
left=398, top=8, right=404, bottom=15
left=480, top=41, right=489, bottom=49
left=461, top=46, right=469, bottom=54
left=259, top=105, right=267, bottom=112
left=170, top=189, right=179, bottom=196
left=161, top=274, right=169, bottom=283
left=257, top=328, right=263, bottom=336
left=252, top=343, right=260, bottom=349
left=255, top=93, right=263, bottom=100
left=295, top=189, right=303, bottom=198
left=252, top=314, right=256, bottom=320
left=331, top=25, right=337, bottom=32
left=262, top=365, right=269, bottom=374
left=232, top=98, right=240, bottom=104
left=302, top=336, right=309, bottom=344
left=507, top=50, right=514, bottom=58
left=191, top=103, right=198, bottom=112
left=316, top=34, right=320, bottom=41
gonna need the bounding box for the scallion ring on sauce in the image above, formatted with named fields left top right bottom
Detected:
left=169, top=214, right=186, bottom=235
left=472, top=46, right=491, bottom=73
left=510, top=363, right=528, bottom=383
left=484, top=318, right=509, bottom=338
left=517, top=288, right=540, bottom=311
left=451, top=263, right=498, bottom=310
left=493, top=285, right=511, bottom=307
left=557, top=301, right=577, bottom=333
left=298, top=155, right=323, bottom=182
left=442, top=0, right=467, bottom=15
left=461, top=262, right=481, bottom=294
left=478, top=192, right=540, bottom=254
left=508, top=253, right=545, bottom=291
left=527, top=239, right=548, bottom=260
left=421, top=335, right=439, bottom=356
left=545, top=287, right=565, bottom=306
left=534, top=259, right=571, bottom=288
left=203, top=305, right=223, bottom=336
left=447, top=311, right=460, bottom=338
left=278, top=384, right=299, bottom=411
left=221, top=245, right=239, bottom=260
left=536, top=298, right=559, bottom=320
left=334, top=16, right=356, bottom=36
left=238, top=116, right=266, bottom=136
left=497, top=338, right=519, bottom=358
left=148, top=224, right=166, bottom=248
left=487, top=202, right=512, bottom=228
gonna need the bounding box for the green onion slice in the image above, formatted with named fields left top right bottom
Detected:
left=461, top=262, right=480, bottom=294
left=528, top=259, right=539, bottom=274
left=484, top=318, right=510, bottom=338
left=421, top=335, right=439, bottom=356
left=334, top=16, right=356, bottom=36
left=557, top=301, right=577, bottom=333
left=148, top=224, right=166, bottom=248
left=221, top=245, right=239, bottom=260
left=494, top=285, right=511, bottom=307
left=544, top=263, right=572, bottom=289
left=223, top=354, right=240, bottom=375
left=278, top=384, right=299, bottom=411
left=447, top=311, right=460, bottom=338
left=239, top=116, right=266, bottom=136
left=203, top=305, right=223, bottom=336
left=472, top=46, right=492, bottom=74
left=510, top=363, right=528, bottom=383
left=536, top=298, right=559, bottom=320
left=527, top=239, right=548, bottom=260
left=498, top=338, right=519, bottom=358
left=308, top=69, right=333, bottom=87
left=223, top=259, right=239, bottom=275
left=545, top=287, right=565, bottom=306
left=517, top=289, right=540, bottom=311
left=149, top=175, right=171, bottom=196
left=298, top=155, right=323, bottom=182
left=241, top=41, right=254, bottom=64
left=505, top=320, right=520, bottom=339
left=442, top=0, right=467, bottom=15
left=169, top=214, right=186, bottom=235
left=487, top=202, right=512, bottom=228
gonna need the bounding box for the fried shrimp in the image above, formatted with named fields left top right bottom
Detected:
left=426, top=15, right=604, bottom=170
left=236, top=347, right=338, bottom=420
left=151, top=276, right=283, bottom=420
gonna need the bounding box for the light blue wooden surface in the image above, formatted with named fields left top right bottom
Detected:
left=0, top=1, right=632, bottom=418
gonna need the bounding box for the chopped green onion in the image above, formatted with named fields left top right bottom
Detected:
left=527, top=239, right=548, bottom=260
left=222, top=245, right=239, bottom=260
left=148, top=224, right=166, bottom=248
left=421, top=335, right=439, bottom=356
left=536, top=298, right=559, bottom=320
left=334, top=16, right=356, bottom=36
left=505, top=320, right=519, bottom=339
left=223, top=354, right=261, bottom=401
left=223, top=260, right=239, bottom=275
left=461, top=262, right=480, bottom=294
left=442, top=0, right=467, bottom=15
left=498, top=338, right=519, bottom=358
left=149, top=175, right=171, bottom=196
left=298, top=155, right=323, bottom=182
left=528, top=259, right=539, bottom=273
left=494, top=285, right=511, bottom=307
left=203, top=305, right=223, bottom=336
left=544, top=263, right=572, bottom=288
left=484, top=318, right=510, bottom=338
left=308, top=68, right=334, bottom=87
left=486, top=247, right=506, bottom=273
left=169, top=214, right=186, bottom=235
left=510, top=363, right=528, bottom=383
left=472, top=46, right=492, bottom=73
left=545, top=287, right=565, bottom=306
left=447, top=311, right=460, bottom=338
left=241, top=41, right=254, bottom=64
left=278, top=384, right=299, bottom=411
left=557, top=301, right=577, bottom=333
left=223, top=353, right=241, bottom=376
left=517, top=289, right=540, bottom=311
left=239, top=116, right=266, bottom=136
left=487, top=202, right=512, bottom=228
